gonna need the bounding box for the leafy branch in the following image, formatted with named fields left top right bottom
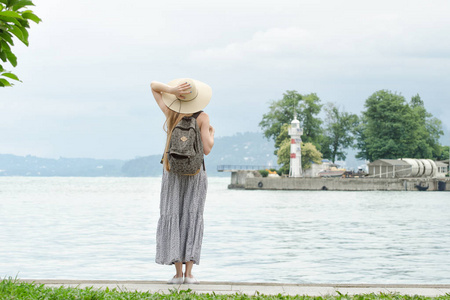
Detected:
left=0, top=0, right=41, bottom=87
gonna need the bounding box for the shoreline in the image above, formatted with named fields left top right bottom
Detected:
left=12, top=279, right=450, bottom=296
left=228, top=173, right=450, bottom=191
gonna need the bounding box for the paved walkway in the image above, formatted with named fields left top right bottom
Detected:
left=18, top=279, right=450, bottom=297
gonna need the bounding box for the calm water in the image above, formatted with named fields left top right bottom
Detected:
left=0, top=176, right=449, bottom=284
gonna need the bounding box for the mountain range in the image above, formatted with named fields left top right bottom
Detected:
left=0, top=132, right=278, bottom=177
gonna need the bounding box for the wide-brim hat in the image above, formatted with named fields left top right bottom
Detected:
left=162, top=78, right=212, bottom=114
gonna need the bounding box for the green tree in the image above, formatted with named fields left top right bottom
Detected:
left=259, top=90, right=323, bottom=154
left=356, top=90, right=443, bottom=161
left=322, top=103, right=359, bottom=163
left=435, top=145, right=449, bottom=161
left=0, top=0, right=41, bottom=87
left=259, top=90, right=301, bottom=148
left=299, top=93, right=323, bottom=146
left=409, top=94, right=444, bottom=159
left=300, top=142, right=323, bottom=169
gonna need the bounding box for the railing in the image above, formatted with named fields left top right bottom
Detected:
left=217, top=165, right=279, bottom=172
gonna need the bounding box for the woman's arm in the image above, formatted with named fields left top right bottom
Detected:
left=198, top=113, right=215, bottom=155
left=150, top=81, right=191, bottom=116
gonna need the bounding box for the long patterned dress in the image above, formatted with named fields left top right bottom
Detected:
left=155, top=166, right=208, bottom=265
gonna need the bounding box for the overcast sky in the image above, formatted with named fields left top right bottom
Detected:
left=1, top=0, right=449, bottom=160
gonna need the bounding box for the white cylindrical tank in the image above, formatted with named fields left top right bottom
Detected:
left=410, top=159, right=420, bottom=177
left=398, top=158, right=439, bottom=178
left=415, top=159, right=425, bottom=176
left=399, top=158, right=419, bottom=177
left=426, top=159, right=438, bottom=178
left=421, top=159, right=432, bottom=177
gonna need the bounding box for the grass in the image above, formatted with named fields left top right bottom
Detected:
left=1, top=276, right=449, bottom=300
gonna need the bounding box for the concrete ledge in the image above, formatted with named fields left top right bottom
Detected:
left=245, top=177, right=450, bottom=191
left=15, top=279, right=450, bottom=297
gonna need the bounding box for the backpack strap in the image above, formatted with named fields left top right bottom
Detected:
left=192, top=110, right=205, bottom=171
left=191, top=110, right=203, bottom=119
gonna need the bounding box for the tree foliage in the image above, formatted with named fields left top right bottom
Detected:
left=276, top=124, right=322, bottom=174
left=300, top=93, right=323, bottom=146
left=409, top=94, right=444, bottom=159
left=436, top=145, right=449, bottom=162
left=322, top=103, right=359, bottom=163
left=259, top=90, right=301, bottom=145
left=0, top=0, right=41, bottom=87
left=259, top=90, right=323, bottom=154
left=356, top=90, right=444, bottom=161
left=261, top=89, right=446, bottom=170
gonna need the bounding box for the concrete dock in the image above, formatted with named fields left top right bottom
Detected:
left=17, top=279, right=450, bottom=297
left=226, top=171, right=450, bottom=191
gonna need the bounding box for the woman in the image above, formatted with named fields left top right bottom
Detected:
left=150, top=78, right=214, bottom=284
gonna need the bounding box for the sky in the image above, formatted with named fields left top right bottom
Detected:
left=1, top=0, right=449, bottom=160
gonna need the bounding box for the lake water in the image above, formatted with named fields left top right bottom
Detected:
left=0, top=176, right=449, bottom=284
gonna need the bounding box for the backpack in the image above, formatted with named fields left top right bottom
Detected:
left=165, top=111, right=205, bottom=175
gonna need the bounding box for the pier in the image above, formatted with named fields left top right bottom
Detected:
left=219, top=166, right=450, bottom=191
left=217, top=165, right=275, bottom=172
left=245, top=177, right=450, bottom=191
left=217, top=165, right=278, bottom=189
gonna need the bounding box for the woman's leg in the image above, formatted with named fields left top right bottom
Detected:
left=174, top=262, right=183, bottom=277
left=184, top=261, right=194, bottom=277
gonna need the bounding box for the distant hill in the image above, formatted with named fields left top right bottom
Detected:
left=0, top=132, right=278, bottom=177
left=205, top=131, right=278, bottom=175
left=0, top=154, right=125, bottom=177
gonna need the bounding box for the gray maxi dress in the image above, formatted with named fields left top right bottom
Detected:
left=155, top=166, right=208, bottom=265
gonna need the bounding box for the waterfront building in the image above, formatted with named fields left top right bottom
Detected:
left=368, top=158, right=448, bottom=178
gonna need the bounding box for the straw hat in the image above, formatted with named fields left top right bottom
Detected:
left=161, top=78, right=212, bottom=114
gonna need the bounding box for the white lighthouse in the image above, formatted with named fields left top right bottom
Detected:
left=288, top=112, right=303, bottom=177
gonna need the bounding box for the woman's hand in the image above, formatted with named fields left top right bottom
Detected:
left=170, top=82, right=191, bottom=99
left=209, top=125, right=215, bottom=137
